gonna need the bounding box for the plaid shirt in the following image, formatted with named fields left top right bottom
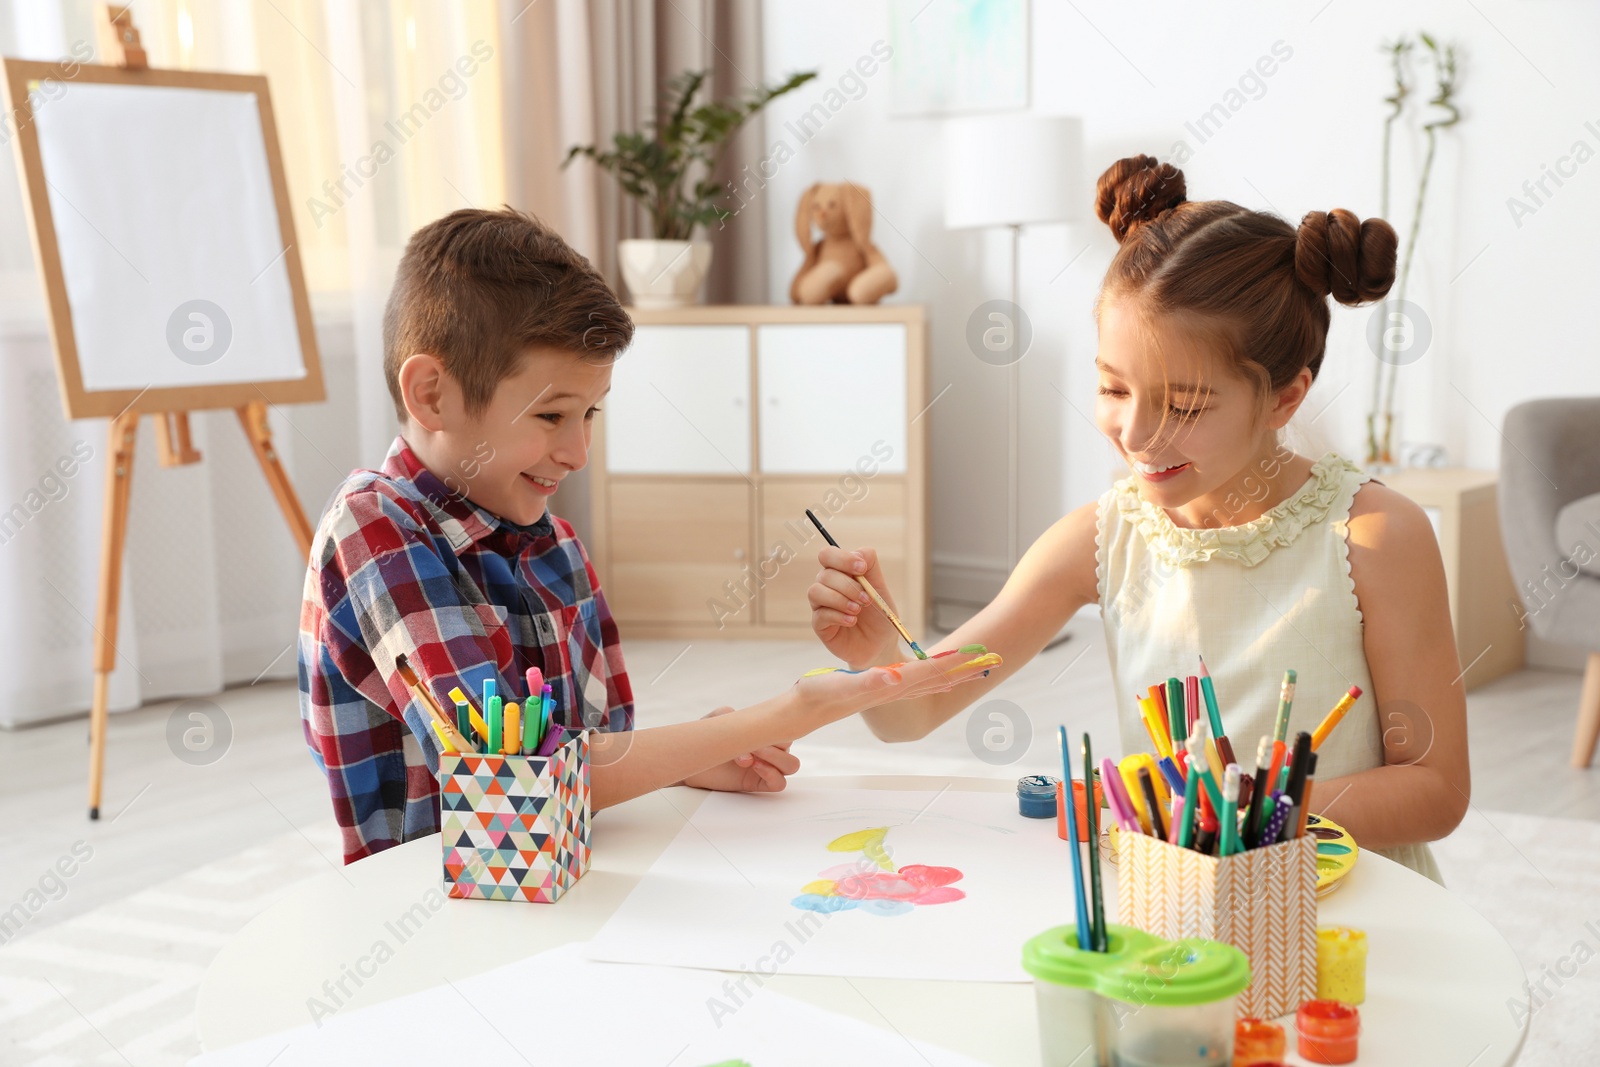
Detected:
left=298, top=436, right=633, bottom=863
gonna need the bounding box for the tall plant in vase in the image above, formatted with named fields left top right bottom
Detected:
left=565, top=68, right=816, bottom=308
left=1368, top=33, right=1462, bottom=467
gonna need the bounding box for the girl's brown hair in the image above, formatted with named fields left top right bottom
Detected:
left=1093, top=154, right=1397, bottom=405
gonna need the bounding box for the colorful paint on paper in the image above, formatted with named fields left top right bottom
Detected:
left=791, top=826, right=965, bottom=917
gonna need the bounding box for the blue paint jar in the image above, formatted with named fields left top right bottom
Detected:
left=1018, top=774, right=1061, bottom=819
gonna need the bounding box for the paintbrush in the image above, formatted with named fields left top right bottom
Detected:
left=394, top=654, right=476, bottom=753
left=805, top=508, right=927, bottom=660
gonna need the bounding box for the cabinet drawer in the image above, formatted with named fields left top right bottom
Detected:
left=605, top=325, right=750, bottom=474
left=758, top=478, right=908, bottom=626
left=756, top=323, right=907, bottom=475
left=606, top=479, right=752, bottom=627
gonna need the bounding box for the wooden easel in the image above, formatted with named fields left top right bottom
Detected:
left=88, top=404, right=313, bottom=818
left=5, top=9, right=324, bottom=817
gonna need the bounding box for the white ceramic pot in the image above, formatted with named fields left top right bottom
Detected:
left=618, top=239, right=714, bottom=308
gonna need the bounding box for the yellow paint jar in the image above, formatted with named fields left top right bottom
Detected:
left=1316, top=925, right=1367, bottom=1005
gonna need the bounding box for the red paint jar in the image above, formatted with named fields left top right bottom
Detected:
left=1233, top=1017, right=1285, bottom=1065
left=1297, top=999, right=1360, bottom=1064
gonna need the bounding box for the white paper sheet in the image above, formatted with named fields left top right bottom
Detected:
left=586, top=787, right=1070, bottom=982
left=32, top=80, right=306, bottom=391
left=189, top=942, right=987, bottom=1067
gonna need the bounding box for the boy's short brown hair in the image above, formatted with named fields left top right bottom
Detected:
left=382, top=207, right=633, bottom=419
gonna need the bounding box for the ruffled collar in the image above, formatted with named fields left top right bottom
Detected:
left=1112, top=452, right=1361, bottom=568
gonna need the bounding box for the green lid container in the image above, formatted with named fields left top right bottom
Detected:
left=1022, top=924, right=1251, bottom=1008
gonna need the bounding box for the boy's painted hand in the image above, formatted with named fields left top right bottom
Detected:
left=808, top=545, right=903, bottom=668
left=793, top=649, right=1002, bottom=726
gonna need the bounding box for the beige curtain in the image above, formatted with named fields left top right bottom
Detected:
left=498, top=0, right=768, bottom=305
left=500, top=0, right=769, bottom=539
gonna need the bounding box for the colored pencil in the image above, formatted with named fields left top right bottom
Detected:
left=805, top=509, right=927, bottom=660
left=1197, top=655, right=1226, bottom=739
left=1059, top=727, right=1093, bottom=949
left=1272, top=669, right=1298, bottom=744
left=1185, top=675, right=1202, bottom=736
left=1157, top=756, right=1186, bottom=797
left=1167, top=677, right=1187, bottom=745
left=1083, top=736, right=1107, bottom=951
left=1139, top=696, right=1173, bottom=760
left=1311, top=685, right=1364, bottom=751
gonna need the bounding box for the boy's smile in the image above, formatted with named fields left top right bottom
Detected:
left=399, top=346, right=614, bottom=526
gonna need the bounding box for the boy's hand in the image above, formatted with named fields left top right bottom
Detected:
left=791, top=649, right=1002, bottom=729
left=808, top=546, right=903, bottom=668
left=680, top=706, right=799, bottom=794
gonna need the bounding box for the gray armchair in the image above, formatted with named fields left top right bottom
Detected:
left=1500, top=397, right=1600, bottom=767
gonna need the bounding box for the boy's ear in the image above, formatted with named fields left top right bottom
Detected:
left=397, top=353, right=450, bottom=432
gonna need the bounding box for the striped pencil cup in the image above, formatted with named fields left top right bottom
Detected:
left=1115, top=831, right=1316, bottom=1020
left=438, top=730, right=591, bottom=903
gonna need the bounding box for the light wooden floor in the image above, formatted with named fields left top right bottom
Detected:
left=2, top=614, right=1595, bottom=940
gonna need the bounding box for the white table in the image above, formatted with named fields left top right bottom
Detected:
left=197, top=776, right=1529, bottom=1065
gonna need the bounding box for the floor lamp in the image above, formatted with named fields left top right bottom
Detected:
left=944, top=115, right=1083, bottom=571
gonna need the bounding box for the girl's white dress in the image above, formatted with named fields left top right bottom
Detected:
left=1096, top=451, right=1443, bottom=882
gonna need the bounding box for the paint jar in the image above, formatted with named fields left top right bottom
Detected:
left=1019, top=774, right=1061, bottom=818
left=1315, top=926, right=1367, bottom=1005
left=1232, top=1018, right=1285, bottom=1065
left=1097, top=937, right=1251, bottom=1067
left=1296, top=999, right=1360, bottom=1064
left=1055, top=778, right=1105, bottom=841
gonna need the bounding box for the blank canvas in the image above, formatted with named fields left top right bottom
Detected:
left=31, top=80, right=305, bottom=391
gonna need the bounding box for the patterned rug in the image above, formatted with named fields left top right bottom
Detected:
left=0, top=805, right=1592, bottom=1065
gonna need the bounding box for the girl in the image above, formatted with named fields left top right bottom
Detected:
left=808, top=154, right=1468, bottom=880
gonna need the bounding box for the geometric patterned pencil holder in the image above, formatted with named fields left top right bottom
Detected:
left=439, top=731, right=592, bottom=903
left=1116, top=831, right=1316, bottom=1019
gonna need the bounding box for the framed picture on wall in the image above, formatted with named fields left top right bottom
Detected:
left=888, top=0, right=1028, bottom=115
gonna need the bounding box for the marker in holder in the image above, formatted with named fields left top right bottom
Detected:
left=439, top=730, right=591, bottom=903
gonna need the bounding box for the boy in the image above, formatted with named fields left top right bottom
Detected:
left=299, top=208, right=990, bottom=863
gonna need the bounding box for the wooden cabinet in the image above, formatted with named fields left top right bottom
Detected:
left=1380, top=467, right=1525, bottom=689
left=590, top=305, right=928, bottom=639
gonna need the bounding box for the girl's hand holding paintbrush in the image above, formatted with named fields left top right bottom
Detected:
left=809, top=544, right=916, bottom=668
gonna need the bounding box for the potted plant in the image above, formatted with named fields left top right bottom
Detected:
left=565, top=68, right=816, bottom=308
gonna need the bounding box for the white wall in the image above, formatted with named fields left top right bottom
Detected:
left=758, top=0, right=1600, bottom=602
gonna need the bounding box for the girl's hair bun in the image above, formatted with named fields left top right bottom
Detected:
left=1295, top=209, right=1398, bottom=306
left=1094, top=154, right=1187, bottom=244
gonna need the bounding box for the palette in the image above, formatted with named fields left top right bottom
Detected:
left=1305, top=813, right=1358, bottom=897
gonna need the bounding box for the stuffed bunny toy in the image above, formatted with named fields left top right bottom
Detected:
left=789, top=181, right=898, bottom=305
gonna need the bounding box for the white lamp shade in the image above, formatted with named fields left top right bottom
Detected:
left=943, top=114, right=1085, bottom=229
